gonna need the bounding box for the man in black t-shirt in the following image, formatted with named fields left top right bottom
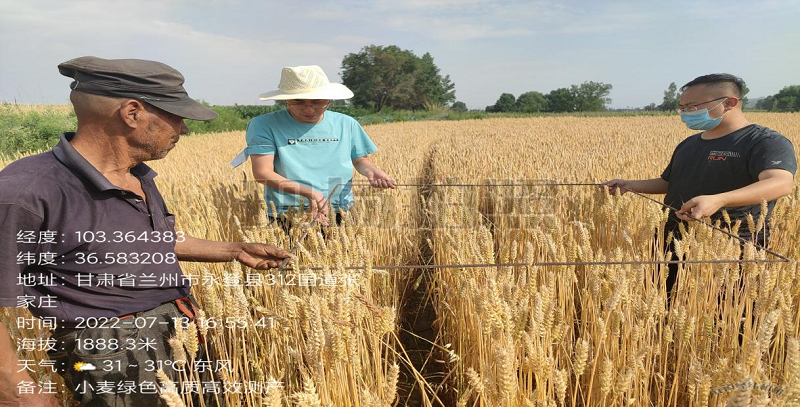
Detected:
left=603, top=73, right=796, bottom=296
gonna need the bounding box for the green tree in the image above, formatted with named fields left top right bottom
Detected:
left=773, top=85, right=800, bottom=112
left=515, top=91, right=547, bottom=113
left=486, top=93, right=516, bottom=112
left=340, top=45, right=456, bottom=111
left=545, top=88, right=575, bottom=112
left=659, top=82, right=679, bottom=111
left=755, top=96, right=774, bottom=110
left=450, top=101, right=468, bottom=112
left=756, top=86, right=800, bottom=112
left=570, top=81, right=613, bottom=111
left=416, top=52, right=456, bottom=108
left=777, top=96, right=798, bottom=111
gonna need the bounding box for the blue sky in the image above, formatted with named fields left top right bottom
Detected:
left=1, top=0, right=798, bottom=109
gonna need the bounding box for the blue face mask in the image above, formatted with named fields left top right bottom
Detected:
left=679, top=99, right=728, bottom=130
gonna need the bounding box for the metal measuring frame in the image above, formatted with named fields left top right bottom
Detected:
left=275, top=181, right=790, bottom=271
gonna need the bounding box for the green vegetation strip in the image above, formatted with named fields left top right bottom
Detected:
left=1, top=103, right=678, bottom=156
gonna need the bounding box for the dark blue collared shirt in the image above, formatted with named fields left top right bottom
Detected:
left=0, top=133, right=190, bottom=324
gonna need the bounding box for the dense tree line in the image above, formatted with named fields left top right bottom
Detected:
left=339, top=45, right=797, bottom=114
left=756, top=86, right=800, bottom=112
left=339, top=45, right=619, bottom=113
left=485, top=82, right=613, bottom=113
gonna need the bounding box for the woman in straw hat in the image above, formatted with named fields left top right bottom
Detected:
left=231, top=65, right=395, bottom=232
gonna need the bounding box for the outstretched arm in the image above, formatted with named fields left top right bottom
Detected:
left=602, top=178, right=669, bottom=195
left=175, top=235, right=291, bottom=270
left=676, top=169, right=793, bottom=221
left=352, top=156, right=396, bottom=189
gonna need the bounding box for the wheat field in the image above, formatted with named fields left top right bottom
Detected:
left=2, top=113, right=800, bottom=406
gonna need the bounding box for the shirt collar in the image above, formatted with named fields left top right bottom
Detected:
left=52, top=132, right=158, bottom=192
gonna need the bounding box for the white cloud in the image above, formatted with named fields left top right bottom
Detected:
left=1, top=0, right=798, bottom=108
left=0, top=0, right=345, bottom=104
left=384, top=15, right=535, bottom=41
left=556, top=4, right=654, bottom=34
left=303, top=0, right=543, bottom=41
left=304, top=9, right=353, bottom=21
left=329, top=34, right=375, bottom=45
left=681, top=0, right=800, bottom=20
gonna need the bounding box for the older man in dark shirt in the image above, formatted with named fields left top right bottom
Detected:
left=0, top=57, right=289, bottom=406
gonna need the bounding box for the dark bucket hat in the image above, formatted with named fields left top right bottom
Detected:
left=58, top=56, right=218, bottom=121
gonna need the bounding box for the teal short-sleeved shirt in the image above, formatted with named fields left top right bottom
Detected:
left=230, top=109, right=378, bottom=216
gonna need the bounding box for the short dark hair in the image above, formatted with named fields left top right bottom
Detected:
left=681, top=73, right=746, bottom=98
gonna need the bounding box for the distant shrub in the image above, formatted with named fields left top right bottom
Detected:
left=0, top=107, right=76, bottom=155
left=186, top=106, right=248, bottom=134
left=232, top=105, right=281, bottom=119
left=0, top=103, right=678, bottom=157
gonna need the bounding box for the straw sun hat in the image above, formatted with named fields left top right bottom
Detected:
left=258, top=65, right=354, bottom=100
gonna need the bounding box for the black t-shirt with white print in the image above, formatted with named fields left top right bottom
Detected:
left=661, top=124, right=796, bottom=240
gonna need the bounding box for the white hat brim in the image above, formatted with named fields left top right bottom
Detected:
left=258, top=83, right=354, bottom=101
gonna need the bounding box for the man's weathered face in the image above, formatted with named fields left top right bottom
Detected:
left=137, top=104, right=189, bottom=160
left=286, top=99, right=330, bottom=123
left=678, top=84, right=736, bottom=119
